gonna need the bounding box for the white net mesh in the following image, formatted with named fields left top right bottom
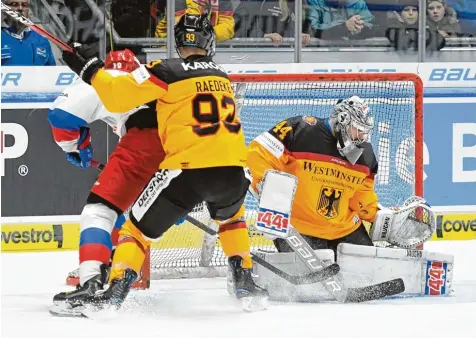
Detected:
left=148, top=75, right=421, bottom=279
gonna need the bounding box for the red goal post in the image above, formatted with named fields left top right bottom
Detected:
left=135, top=73, right=424, bottom=289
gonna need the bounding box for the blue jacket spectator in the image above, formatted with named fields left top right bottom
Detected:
left=1, top=0, right=56, bottom=66
left=306, top=0, right=374, bottom=39
left=445, top=0, right=476, bottom=36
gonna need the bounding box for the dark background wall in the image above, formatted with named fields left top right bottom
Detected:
left=1, top=109, right=118, bottom=216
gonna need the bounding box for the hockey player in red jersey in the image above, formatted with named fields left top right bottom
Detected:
left=49, top=49, right=166, bottom=308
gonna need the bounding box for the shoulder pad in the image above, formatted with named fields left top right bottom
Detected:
left=143, top=59, right=170, bottom=84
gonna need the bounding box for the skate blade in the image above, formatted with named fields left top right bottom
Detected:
left=241, top=295, right=268, bottom=312
left=49, top=303, right=87, bottom=318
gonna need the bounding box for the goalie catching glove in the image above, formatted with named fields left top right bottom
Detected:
left=370, top=196, right=436, bottom=248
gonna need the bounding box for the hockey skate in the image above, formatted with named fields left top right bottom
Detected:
left=49, top=265, right=109, bottom=317
left=227, top=256, right=268, bottom=312
left=83, top=268, right=138, bottom=311
left=53, top=264, right=109, bottom=304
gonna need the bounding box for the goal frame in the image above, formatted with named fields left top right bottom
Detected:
left=137, top=72, right=424, bottom=289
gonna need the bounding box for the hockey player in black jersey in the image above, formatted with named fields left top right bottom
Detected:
left=52, top=14, right=267, bottom=316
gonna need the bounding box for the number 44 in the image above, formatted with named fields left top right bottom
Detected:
left=428, top=263, right=445, bottom=292
left=257, top=211, right=289, bottom=231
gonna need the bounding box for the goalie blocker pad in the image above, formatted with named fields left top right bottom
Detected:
left=255, top=170, right=297, bottom=239
left=252, top=243, right=453, bottom=302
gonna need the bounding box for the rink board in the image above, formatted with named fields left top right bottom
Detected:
left=2, top=207, right=475, bottom=252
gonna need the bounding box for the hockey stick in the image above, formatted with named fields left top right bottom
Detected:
left=251, top=253, right=340, bottom=285
left=180, top=215, right=340, bottom=285
left=91, top=160, right=105, bottom=171
left=284, top=226, right=405, bottom=302
left=176, top=211, right=341, bottom=286
left=184, top=212, right=217, bottom=236
left=1, top=3, right=73, bottom=52
left=185, top=214, right=341, bottom=285
left=180, top=214, right=341, bottom=285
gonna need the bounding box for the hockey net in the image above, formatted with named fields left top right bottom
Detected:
left=138, top=73, right=424, bottom=288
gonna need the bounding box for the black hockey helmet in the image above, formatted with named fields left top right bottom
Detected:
left=174, top=13, right=216, bottom=57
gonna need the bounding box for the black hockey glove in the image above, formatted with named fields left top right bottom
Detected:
left=62, top=43, right=104, bottom=84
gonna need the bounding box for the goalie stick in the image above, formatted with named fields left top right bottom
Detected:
left=251, top=253, right=340, bottom=285
left=0, top=3, right=73, bottom=52
left=285, top=226, right=405, bottom=302
left=185, top=213, right=403, bottom=301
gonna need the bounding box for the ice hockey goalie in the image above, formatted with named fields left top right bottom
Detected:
left=246, top=96, right=454, bottom=302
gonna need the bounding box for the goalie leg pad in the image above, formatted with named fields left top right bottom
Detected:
left=337, top=243, right=454, bottom=296
left=252, top=249, right=336, bottom=302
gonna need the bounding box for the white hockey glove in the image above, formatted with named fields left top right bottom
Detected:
left=370, top=196, right=436, bottom=248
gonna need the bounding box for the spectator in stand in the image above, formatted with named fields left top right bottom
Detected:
left=234, top=0, right=312, bottom=46
left=233, top=0, right=266, bottom=39
left=384, top=0, right=447, bottom=51
left=155, top=0, right=235, bottom=43
left=445, top=0, right=476, bottom=36
left=305, top=0, right=375, bottom=40
left=151, top=0, right=167, bottom=26
left=427, top=0, right=461, bottom=37
left=385, top=0, right=421, bottom=50
left=386, top=0, right=419, bottom=29
left=368, top=0, right=401, bottom=33
left=1, top=0, right=56, bottom=65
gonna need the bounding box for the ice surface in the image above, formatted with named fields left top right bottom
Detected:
left=1, top=241, right=475, bottom=338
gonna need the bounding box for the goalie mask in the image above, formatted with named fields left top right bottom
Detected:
left=174, top=14, right=216, bottom=57
left=330, top=96, right=374, bottom=164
